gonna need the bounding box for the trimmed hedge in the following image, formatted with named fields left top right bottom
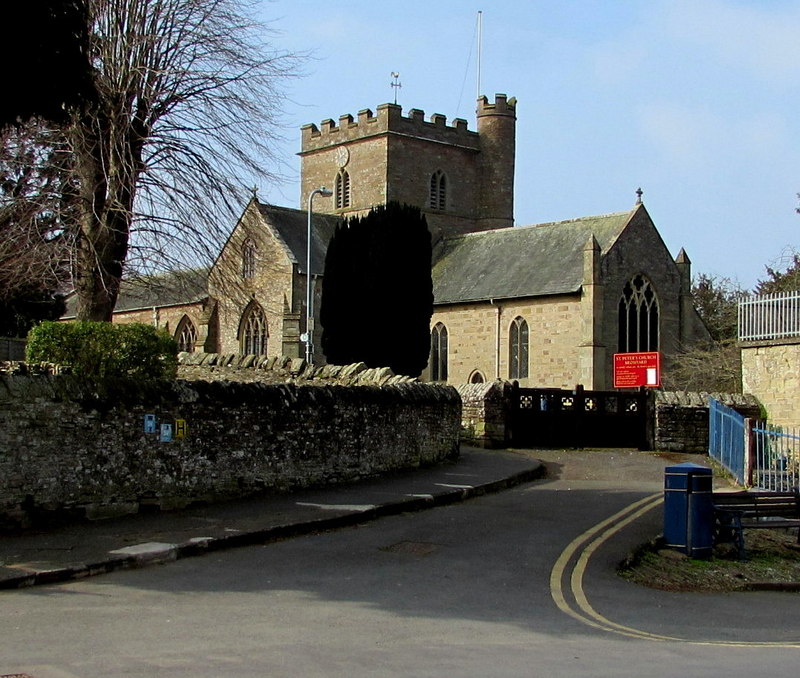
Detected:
left=26, top=321, right=177, bottom=379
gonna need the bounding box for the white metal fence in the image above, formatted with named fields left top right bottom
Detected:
left=739, top=291, right=800, bottom=341
left=751, top=422, right=800, bottom=492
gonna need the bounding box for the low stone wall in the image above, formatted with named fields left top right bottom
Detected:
left=654, top=391, right=761, bottom=453
left=455, top=381, right=512, bottom=448
left=176, top=351, right=417, bottom=386
left=0, top=369, right=460, bottom=530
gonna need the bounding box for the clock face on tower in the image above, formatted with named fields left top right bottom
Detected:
left=335, top=146, right=350, bottom=168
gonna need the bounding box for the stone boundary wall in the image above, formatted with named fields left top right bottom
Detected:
left=654, top=391, right=761, bottom=453
left=455, top=382, right=513, bottom=448
left=175, top=352, right=418, bottom=387
left=0, top=368, right=460, bottom=530
left=741, top=339, right=800, bottom=428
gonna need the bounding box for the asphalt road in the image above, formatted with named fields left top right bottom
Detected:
left=3, top=451, right=800, bottom=677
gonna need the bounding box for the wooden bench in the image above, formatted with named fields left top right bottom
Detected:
left=713, top=491, right=800, bottom=560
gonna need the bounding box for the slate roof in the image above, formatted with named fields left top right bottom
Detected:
left=432, top=208, right=636, bottom=304
left=256, top=203, right=342, bottom=276
left=62, top=268, right=209, bottom=318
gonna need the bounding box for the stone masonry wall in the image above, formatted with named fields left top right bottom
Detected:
left=429, top=295, right=583, bottom=387
left=0, top=365, right=460, bottom=530
left=455, top=381, right=512, bottom=448
left=741, top=340, right=800, bottom=428
left=654, top=391, right=761, bottom=453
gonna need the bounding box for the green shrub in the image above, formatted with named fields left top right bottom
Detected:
left=26, top=321, right=177, bottom=379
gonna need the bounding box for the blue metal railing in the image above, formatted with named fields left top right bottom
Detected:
left=709, top=398, right=746, bottom=484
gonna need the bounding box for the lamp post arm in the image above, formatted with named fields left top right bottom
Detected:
left=305, top=187, right=332, bottom=365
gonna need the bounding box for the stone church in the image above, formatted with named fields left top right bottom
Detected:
left=82, top=94, right=709, bottom=389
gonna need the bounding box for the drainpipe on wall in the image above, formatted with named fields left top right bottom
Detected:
left=152, top=306, right=159, bottom=328
left=490, top=298, right=501, bottom=380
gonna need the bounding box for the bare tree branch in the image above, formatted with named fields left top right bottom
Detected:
left=54, top=0, right=299, bottom=319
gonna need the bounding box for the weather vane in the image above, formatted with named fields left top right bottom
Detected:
left=390, top=72, right=402, bottom=105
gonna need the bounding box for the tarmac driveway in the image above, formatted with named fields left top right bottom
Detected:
left=3, top=447, right=800, bottom=677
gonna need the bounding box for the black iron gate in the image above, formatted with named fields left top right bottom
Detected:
left=510, top=383, right=651, bottom=450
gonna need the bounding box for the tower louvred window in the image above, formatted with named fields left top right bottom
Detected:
left=335, top=169, right=350, bottom=209
left=242, top=238, right=256, bottom=278
left=429, top=170, right=446, bottom=210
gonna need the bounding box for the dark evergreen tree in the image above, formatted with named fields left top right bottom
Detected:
left=2, top=1, right=96, bottom=127
left=0, top=291, right=67, bottom=338
left=691, top=273, right=743, bottom=342
left=320, top=202, right=433, bottom=377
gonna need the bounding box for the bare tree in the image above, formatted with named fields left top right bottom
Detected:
left=62, top=0, right=298, bottom=320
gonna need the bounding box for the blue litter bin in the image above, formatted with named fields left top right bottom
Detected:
left=663, top=462, right=713, bottom=558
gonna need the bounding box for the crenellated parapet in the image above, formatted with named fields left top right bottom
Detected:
left=476, top=93, right=517, bottom=119
left=301, top=102, right=480, bottom=154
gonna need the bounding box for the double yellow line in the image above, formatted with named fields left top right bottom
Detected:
left=549, top=493, right=800, bottom=647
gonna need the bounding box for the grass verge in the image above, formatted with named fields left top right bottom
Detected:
left=619, top=529, right=800, bottom=592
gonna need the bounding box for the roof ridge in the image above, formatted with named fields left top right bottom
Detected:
left=519, top=209, right=634, bottom=230
left=440, top=208, right=634, bottom=243
left=121, top=266, right=210, bottom=284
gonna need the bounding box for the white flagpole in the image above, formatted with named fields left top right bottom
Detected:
left=476, top=10, right=483, bottom=102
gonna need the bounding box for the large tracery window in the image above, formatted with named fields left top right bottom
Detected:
left=429, top=170, right=447, bottom=211
left=430, top=322, right=448, bottom=382
left=175, top=315, right=197, bottom=353
left=335, top=169, right=351, bottom=209
left=618, top=274, right=659, bottom=353
left=240, top=302, right=268, bottom=355
left=509, top=316, right=529, bottom=379
left=242, top=238, right=257, bottom=279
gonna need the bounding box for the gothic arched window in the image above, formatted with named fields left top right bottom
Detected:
left=509, top=316, right=529, bottom=379
left=240, top=302, right=268, bottom=355
left=429, top=170, right=447, bottom=211
left=469, top=370, right=485, bottom=384
left=242, top=238, right=256, bottom=279
left=175, top=315, right=197, bottom=353
left=335, top=169, right=351, bottom=209
left=430, top=322, right=448, bottom=382
left=618, top=274, right=659, bottom=353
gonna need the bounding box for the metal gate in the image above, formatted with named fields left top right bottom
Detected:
left=708, top=398, right=746, bottom=484
left=509, top=384, right=650, bottom=449
left=709, top=398, right=800, bottom=491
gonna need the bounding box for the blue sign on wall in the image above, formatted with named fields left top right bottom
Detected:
left=160, top=423, right=173, bottom=443
left=144, top=414, right=157, bottom=434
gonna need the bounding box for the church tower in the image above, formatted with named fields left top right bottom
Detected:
left=476, top=94, right=516, bottom=231
left=299, top=94, right=516, bottom=241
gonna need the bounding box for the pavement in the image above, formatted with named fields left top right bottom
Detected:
left=0, top=447, right=546, bottom=590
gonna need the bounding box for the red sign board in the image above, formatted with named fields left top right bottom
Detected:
left=613, top=352, right=661, bottom=388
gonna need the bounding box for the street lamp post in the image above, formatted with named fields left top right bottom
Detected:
left=305, top=186, right=333, bottom=365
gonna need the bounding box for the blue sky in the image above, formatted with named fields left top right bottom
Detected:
left=258, top=0, right=800, bottom=290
